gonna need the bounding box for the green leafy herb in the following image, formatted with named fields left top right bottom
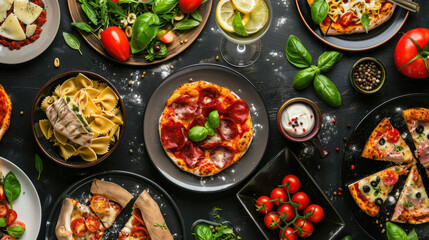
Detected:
left=6, top=226, right=25, bottom=238
left=0, top=217, right=7, bottom=228
left=152, top=0, right=178, bottom=14
left=373, top=185, right=381, bottom=196
left=106, top=0, right=127, bottom=18
left=193, top=224, right=213, bottom=240
left=174, top=19, right=200, bottom=31
left=35, top=154, right=43, bottom=180
left=71, top=22, right=94, bottom=33
left=206, top=127, right=215, bottom=136
left=131, top=13, right=160, bottom=54
left=154, top=222, right=168, bottom=229
left=4, top=171, right=21, bottom=209
left=313, top=74, right=341, bottom=107
left=403, top=201, right=414, bottom=207
left=310, top=0, right=329, bottom=25
left=145, top=41, right=168, bottom=61
left=81, top=3, right=98, bottom=24
left=417, top=133, right=425, bottom=140
left=191, top=9, right=202, bottom=21
left=386, top=222, right=418, bottom=240
left=286, top=35, right=312, bottom=69
left=63, top=32, right=82, bottom=55
left=293, top=66, right=318, bottom=90
left=212, top=206, right=222, bottom=219
left=361, top=12, right=370, bottom=33
left=341, top=236, right=353, bottom=240
left=232, top=12, right=248, bottom=37
left=407, top=229, right=418, bottom=240
left=317, top=51, right=343, bottom=72
left=208, top=111, right=220, bottom=129
left=188, top=126, right=209, bottom=142
left=394, top=145, right=404, bottom=151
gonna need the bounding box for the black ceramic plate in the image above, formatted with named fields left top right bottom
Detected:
left=342, top=93, right=429, bottom=240
left=237, top=148, right=345, bottom=240
left=45, top=171, right=185, bottom=239
left=295, top=0, right=409, bottom=51
left=143, top=63, right=269, bottom=192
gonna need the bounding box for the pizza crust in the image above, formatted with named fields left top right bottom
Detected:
left=0, top=84, right=11, bottom=142
left=348, top=184, right=380, bottom=217
left=90, top=179, right=133, bottom=207
left=135, top=190, right=173, bottom=240
left=55, top=198, right=73, bottom=240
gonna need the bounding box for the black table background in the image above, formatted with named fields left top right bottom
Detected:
left=0, top=0, right=428, bottom=239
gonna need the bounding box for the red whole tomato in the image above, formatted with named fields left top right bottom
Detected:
left=282, top=175, right=301, bottom=194
left=294, top=218, right=314, bottom=238
left=6, top=210, right=17, bottom=225
left=304, top=204, right=324, bottom=223
left=85, top=215, right=101, bottom=232
left=71, top=218, right=87, bottom=236
left=394, top=28, right=429, bottom=79
left=101, top=26, right=130, bottom=62
left=270, top=188, right=287, bottom=206
left=291, top=192, right=309, bottom=211
left=179, top=0, right=203, bottom=13
left=0, top=202, right=9, bottom=217
left=386, top=128, right=400, bottom=143
left=277, top=203, right=296, bottom=222
left=279, top=227, right=298, bottom=240
left=264, top=212, right=281, bottom=230
left=255, top=196, right=273, bottom=214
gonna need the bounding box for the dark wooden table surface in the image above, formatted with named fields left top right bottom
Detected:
left=0, top=0, right=428, bottom=239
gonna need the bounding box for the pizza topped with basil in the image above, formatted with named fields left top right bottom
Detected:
left=0, top=84, right=11, bottom=142
left=159, top=81, right=253, bottom=177
left=308, top=0, right=395, bottom=35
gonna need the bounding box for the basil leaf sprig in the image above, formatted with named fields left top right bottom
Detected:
left=63, top=32, right=82, bottom=55
left=232, top=12, right=248, bottom=37
left=4, top=171, right=21, bottom=209
left=6, top=225, right=25, bottom=239
left=174, top=19, right=200, bottom=31
left=361, top=12, right=370, bottom=33
left=286, top=35, right=342, bottom=107
left=386, top=222, right=418, bottom=240
left=188, top=111, right=219, bottom=142
left=310, top=0, right=329, bottom=25
left=35, top=154, right=43, bottom=180
left=131, top=13, right=160, bottom=54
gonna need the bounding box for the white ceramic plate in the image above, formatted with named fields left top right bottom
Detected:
left=0, top=0, right=60, bottom=64
left=0, top=156, right=42, bottom=239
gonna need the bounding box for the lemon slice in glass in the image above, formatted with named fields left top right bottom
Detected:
left=217, top=0, right=251, bottom=33
left=244, top=0, right=269, bottom=35
left=231, top=0, right=259, bottom=14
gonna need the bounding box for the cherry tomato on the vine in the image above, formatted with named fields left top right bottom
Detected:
left=263, top=212, right=281, bottom=230
left=304, top=204, right=324, bottom=223
left=279, top=227, right=298, bottom=240
left=291, top=192, right=309, bottom=211
left=294, top=218, right=314, bottom=238
left=101, top=26, right=130, bottom=62
left=282, top=175, right=301, bottom=194
left=255, top=196, right=273, bottom=214
left=277, top=203, right=296, bottom=222
left=270, top=188, right=287, bottom=206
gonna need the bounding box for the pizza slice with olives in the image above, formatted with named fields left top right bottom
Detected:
left=89, top=179, right=133, bottom=229
left=117, top=190, right=173, bottom=240
left=403, top=108, right=429, bottom=175
left=348, top=165, right=409, bottom=217
left=392, top=165, right=429, bottom=224
left=361, top=118, right=415, bottom=164
left=55, top=198, right=105, bottom=240
left=0, top=84, right=11, bottom=142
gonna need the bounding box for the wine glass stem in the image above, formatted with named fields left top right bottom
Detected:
left=237, top=44, right=246, bottom=53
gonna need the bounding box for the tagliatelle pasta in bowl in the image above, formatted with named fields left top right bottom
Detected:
left=31, top=71, right=126, bottom=168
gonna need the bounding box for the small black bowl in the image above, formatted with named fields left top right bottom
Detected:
left=31, top=71, right=126, bottom=168
left=191, top=219, right=235, bottom=240
left=350, top=57, right=386, bottom=94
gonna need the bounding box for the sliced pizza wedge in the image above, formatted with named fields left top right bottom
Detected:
left=361, top=118, right=415, bottom=164
left=403, top=108, right=429, bottom=175
left=117, top=190, right=173, bottom=240
left=55, top=198, right=105, bottom=240
left=0, top=84, right=11, bottom=142
left=348, top=165, right=409, bottom=217
left=392, top=166, right=429, bottom=224
left=89, top=179, right=133, bottom=229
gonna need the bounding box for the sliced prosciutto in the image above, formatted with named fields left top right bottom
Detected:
left=210, top=145, right=235, bottom=169
left=172, top=94, right=199, bottom=120
left=180, top=141, right=204, bottom=168
left=418, top=140, right=429, bottom=167
left=218, top=117, right=238, bottom=141
left=225, top=100, right=250, bottom=124
left=161, top=122, right=185, bottom=149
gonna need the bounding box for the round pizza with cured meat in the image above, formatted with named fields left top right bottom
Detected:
left=0, top=84, right=11, bottom=142
left=159, top=81, right=253, bottom=177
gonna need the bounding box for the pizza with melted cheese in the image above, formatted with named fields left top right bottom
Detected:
left=308, top=0, right=396, bottom=35
left=159, top=81, right=253, bottom=177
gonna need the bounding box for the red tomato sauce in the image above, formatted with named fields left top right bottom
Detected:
left=0, top=0, right=47, bottom=50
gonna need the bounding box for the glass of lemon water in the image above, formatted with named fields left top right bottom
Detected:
left=216, top=0, right=272, bottom=67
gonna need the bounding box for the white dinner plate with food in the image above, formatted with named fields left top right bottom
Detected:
left=0, top=0, right=60, bottom=64
left=0, top=156, right=42, bottom=239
